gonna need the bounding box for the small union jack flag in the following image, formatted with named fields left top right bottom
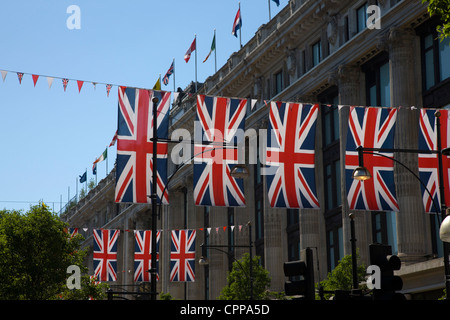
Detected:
left=345, top=106, right=398, bottom=211
left=266, top=102, right=320, bottom=208
left=163, top=61, right=174, bottom=86
left=418, top=109, right=450, bottom=213
left=134, top=230, right=160, bottom=282
left=194, top=95, right=247, bottom=206
left=170, top=229, right=196, bottom=282
left=93, top=229, right=120, bottom=282
left=115, top=87, right=171, bottom=204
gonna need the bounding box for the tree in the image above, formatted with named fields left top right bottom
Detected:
left=218, top=253, right=272, bottom=300
left=318, top=253, right=367, bottom=300
left=0, top=204, right=89, bottom=299
left=422, top=0, right=450, bottom=41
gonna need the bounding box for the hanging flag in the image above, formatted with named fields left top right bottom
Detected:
left=106, top=84, right=112, bottom=97
left=163, top=61, right=174, bottom=85
left=109, top=130, right=118, bottom=147
left=1, top=70, right=7, bottom=82
left=93, top=229, right=120, bottom=282
left=345, top=106, right=399, bottom=211
left=77, top=80, right=84, bottom=92
left=47, top=77, right=54, bottom=89
left=232, top=7, right=242, bottom=37
left=115, top=87, right=171, bottom=204
left=68, top=227, right=79, bottom=239
left=17, top=72, right=24, bottom=84
left=134, top=230, right=160, bottom=282
left=272, top=0, right=280, bottom=6
left=92, top=163, right=97, bottom=175
left=266, top=102, right=320, bottom=208
left=153, top=77, right=161, bottom=90
left=62, top=78, right=69, bottom=91
left=32, top=74, right=39, bottom=87
left=184, top=37, right=196, bottom=63
left=203, top=33, right=216, bottom=63
left=194, top=95, right=247, bottom=207
left=170, top=229, right=196, bottom=282
left=418, top=109, right=450, bottom=213
left=79, top=171, right=87, bottom=183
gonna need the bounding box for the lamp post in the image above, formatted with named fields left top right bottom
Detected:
left=199, top=222, right=253, bottom=300
left=352, top=111, right=450, bottom=298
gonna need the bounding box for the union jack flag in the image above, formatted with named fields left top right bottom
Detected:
left=163, top=61, right=174, bottom=86
left=266, top=102, right=319, bottom=208
left=194, top=95, right=247, bottom=207
left=134, top=230, right=160, bottom=282
left=170, top=229, right=196, bottom=282
left=115, top=87, right=171, bottom=204
left=345, top=106, right=399, bottom=211
left=93, top=229, right=120, bottom=282
left=418, top=109, right=450, bottom=213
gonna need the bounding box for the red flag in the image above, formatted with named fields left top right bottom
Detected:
left=184, top=37, right=196, bottom=63
left=77, top=80, right=84, bottom=92
left=32, top=74, right=39, bottom=87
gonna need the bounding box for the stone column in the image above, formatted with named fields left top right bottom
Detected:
left=388, top=27, right=429, bottom=261
left=336, top=64, right=372, bottom=263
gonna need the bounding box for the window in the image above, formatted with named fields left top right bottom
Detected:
left=363, top=52, right=390, bottom=107
left=325, top=160, right=342, bottom=210
left=275, top=70, right=283, bottom=95
left=286, top=209, right=300, bottom=261
left=327, top=227, right=344, bottom=270
left=418, top=18, right=450, bottom=108
left=371, top=211, right=398, bottom=254
left=356, top=3, right=368, bottom=33
left=312, top=40, right=322, bottom=67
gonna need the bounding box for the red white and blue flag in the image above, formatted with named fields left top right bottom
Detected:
left=232, top=7, right=242, bottom=37
left=115, top=87, right=171, bottom=204
left=345, top=107, right=399, bottom=211
left=93, top=229, right=120, bottom=282
left=134, top=230, right=160, bottom=282
left=170, top=229, right=196, bottom=282
left=163, top=61, right=174, bottom=86
left=266, top=102, right=319, bottom=208
left=194, top=95, right=247, bottom=207
left=418, top=109, right=450, bottom=213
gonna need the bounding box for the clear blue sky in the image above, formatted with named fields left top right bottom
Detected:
left=0, top=0, right=284, bottom=213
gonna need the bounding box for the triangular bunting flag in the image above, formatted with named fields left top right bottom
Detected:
left=47, top=77, right=54, bottom=89
left=32, top=74, right=39, bottom=87
left=106, top=84, right=112, bottom=97
left=77, top=80, right=84, bottom=93
left=62, top=78, right=69, bottom=91
left=251, top=99, right=258, bottom=110
left=17, top=72, right=23, bottom=84
left=1, top=70, right=7, bottom=82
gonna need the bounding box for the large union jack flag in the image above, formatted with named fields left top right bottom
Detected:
left=134, top=230, right=160, bottom=282
left=266, top=102, right=319, bottom=208
left=170, top=229, right=196, bottom=282
left=93, top=229, right=120, bottom=282
left=115, top=87, right=171, bottom=204
left=345, top=106, right=399, bottom=211
left=418, top=109, right=450, bottom=213
left=194, top=95, right=247, bottom=207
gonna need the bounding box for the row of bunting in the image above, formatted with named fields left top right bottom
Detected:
left=114, top=87, right=450, bottom=215
left=68, top=228, right=225, bottom=282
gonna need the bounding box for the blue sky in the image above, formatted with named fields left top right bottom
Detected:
left=0, top=0, right=283, bottom=213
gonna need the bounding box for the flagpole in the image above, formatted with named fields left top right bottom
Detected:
left=214, top=29, right=217, bottom=73
left=239, top=2, right=242, bottom=48
left=268, top=0, right=271, bottom=20
left=195, top=34, right=198, bottom=92
left=173, top=58, right=176, bottom=93
left=150, top=95, right=159, bottom=300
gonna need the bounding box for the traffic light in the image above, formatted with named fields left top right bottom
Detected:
left=369, top=244, right=406, bottom=300
left=283, top=247, right=314, bottom=300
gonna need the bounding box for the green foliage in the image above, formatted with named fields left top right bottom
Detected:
left=423, top=0, right=450, bottom=41
left=218, top=253, right=272, bottom=300
left=318, top=253, right=367, bottom=300
left=0, top=204, right=89, bottom=299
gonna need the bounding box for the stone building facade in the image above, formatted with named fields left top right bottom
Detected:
left=61, top=0, right=450, bottom=300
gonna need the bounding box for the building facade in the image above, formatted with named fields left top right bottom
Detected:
left=61, top=0, right=450, bottom=300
